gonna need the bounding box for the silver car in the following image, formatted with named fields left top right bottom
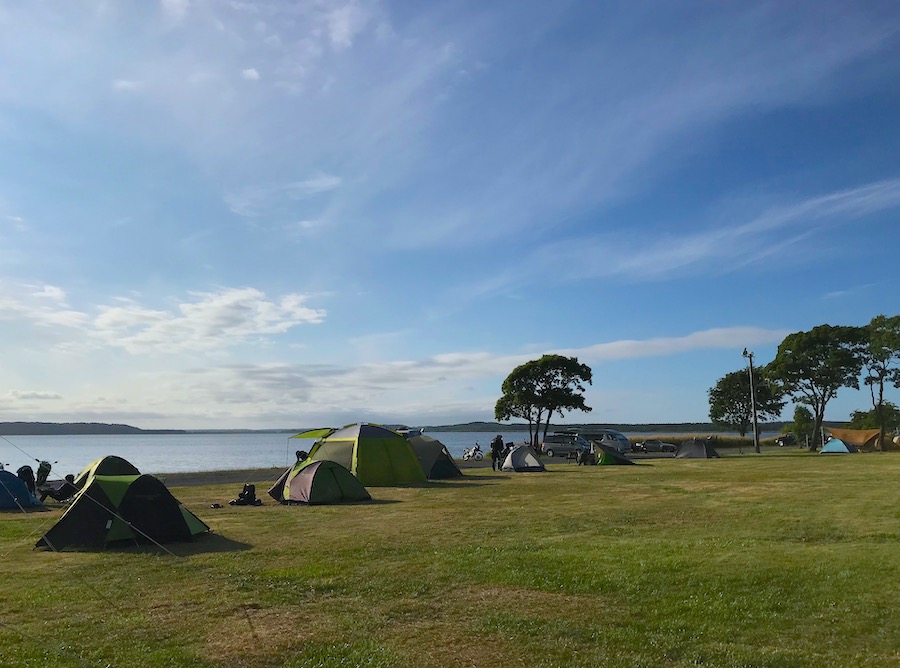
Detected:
left=540, top=433, right=591, bottom=457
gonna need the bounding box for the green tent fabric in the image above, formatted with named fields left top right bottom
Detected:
left=596, top=449, right=635, bottom=466
left=36, top=474, right=209, bottom=550
left=73, top=455, right=141, bottom=489
left=268, top=459, right=371, bottom=504
left=303, top=423, right=427, bottom=486
left=408, top=435, right=463, bottom=479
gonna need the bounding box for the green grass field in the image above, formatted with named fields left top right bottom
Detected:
left=2, top=452, right=898, bottom=667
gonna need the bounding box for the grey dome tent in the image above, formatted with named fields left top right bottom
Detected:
left=501, top=445, right=546, bottom=472
left=268, top=459, right=371, bottom=505
left=408, top=435, right=462, bottom=479
left=675, top=439, right=720, bottom=459
left=820, top=438, right=857, bottom=454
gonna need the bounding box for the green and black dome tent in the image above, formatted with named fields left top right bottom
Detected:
left=73, top=455, right=141, bottom=489
left=36, top=472, right=209, bottom=550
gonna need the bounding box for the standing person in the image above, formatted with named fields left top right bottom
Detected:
left=490, top=435, right=504, bottom=471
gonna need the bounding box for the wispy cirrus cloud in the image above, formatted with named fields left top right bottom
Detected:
left=224, top=174, right=342, bottom=218
left=458, top=176, right=900, bottom=299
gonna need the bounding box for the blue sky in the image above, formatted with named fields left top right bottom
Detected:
left=1, top=0, right=899, bottom=429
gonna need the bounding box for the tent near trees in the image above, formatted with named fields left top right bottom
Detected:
left=767, top=324, right=864, bottom=451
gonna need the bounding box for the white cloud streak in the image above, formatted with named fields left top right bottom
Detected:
left=459, top=176, right=900, bottom=298
left=0, top=284, right=325, bottom=354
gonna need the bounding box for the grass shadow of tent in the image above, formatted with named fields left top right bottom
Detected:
left=151, top=533, right=252, bottom=556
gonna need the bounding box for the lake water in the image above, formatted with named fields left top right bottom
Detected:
left=0, top=429, right=780, bottom=478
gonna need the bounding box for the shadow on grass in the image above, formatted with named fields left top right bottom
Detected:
left=432, top=475, right=509, bottom=486
left=120, top=532, right=253, bottom=556
left=0, top=504, right=51, bottom=514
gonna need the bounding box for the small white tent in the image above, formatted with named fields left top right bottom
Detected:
left=501, top=445, right=546, bottom=472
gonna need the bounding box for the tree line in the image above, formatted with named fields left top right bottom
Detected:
left=708, top=315, right=900, bottom=450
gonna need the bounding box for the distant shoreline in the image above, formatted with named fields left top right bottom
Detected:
left=0, top=419, right=821, bottom=437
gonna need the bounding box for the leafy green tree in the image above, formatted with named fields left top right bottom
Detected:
left=495, top=354, right=592, bottom=449
left=848, top=402, right=900, bottom=432
left=789, top=405, right=815, bottom=447
left=859, top=315, right=900, bottom=448
left=768, top=324, right=864, bottom=450
left=708, top=369, right=785, bottom=437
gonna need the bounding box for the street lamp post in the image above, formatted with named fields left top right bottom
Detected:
left=742, top=348, right=761, bottom=454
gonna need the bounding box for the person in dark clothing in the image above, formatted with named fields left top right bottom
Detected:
left=490, top=435, right=504, bottom=471
left=17, top=465, right=36, bottom=495
left=39, top=474, right=77, bottom=502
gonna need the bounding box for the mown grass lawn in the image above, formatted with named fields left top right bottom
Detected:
left=1, top=452, right=898, bottom=667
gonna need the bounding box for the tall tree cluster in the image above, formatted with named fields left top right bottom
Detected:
left=708, top=315, right=900, bottom=450
left=495, top=354, right=592, bottom=450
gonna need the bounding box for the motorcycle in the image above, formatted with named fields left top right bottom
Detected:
left=462, top=443, right=484, bottom=461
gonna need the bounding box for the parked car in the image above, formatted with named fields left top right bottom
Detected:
left=774, top=434, right=796, bottom=447
left=582, top=429, right=632, bottom=454
left=635, top=439, right=676, bottom=453
left=540, top=433, right=591, bottom=457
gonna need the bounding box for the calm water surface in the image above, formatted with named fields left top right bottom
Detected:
left=0, top=429, right=779, bottom=478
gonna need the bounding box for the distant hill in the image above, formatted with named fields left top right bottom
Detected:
left=426, top=421, right=839, bottom=433
left=2, top=420, right=846, bottom=436
left=0, top=422, right=186, bottom=435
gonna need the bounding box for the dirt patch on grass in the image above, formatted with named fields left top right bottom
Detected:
left=204, top=604, right=318, bottom=667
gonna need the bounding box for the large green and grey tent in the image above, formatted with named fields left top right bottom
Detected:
left=73, top=455, right=141, bottom=489
left=36, top=473, right=209, bottom=550
left=294, top=423, right=427, bottom=486
left=268, top=459, right=371, bottom=504
left=675, top=439, right=720, bottom=459
left=408, top=435, right=462, bottom=479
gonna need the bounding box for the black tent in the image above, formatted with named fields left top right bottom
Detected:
left=675, top=439, right=720, bottom=459
left=408, top=435, right=463, bottom=479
